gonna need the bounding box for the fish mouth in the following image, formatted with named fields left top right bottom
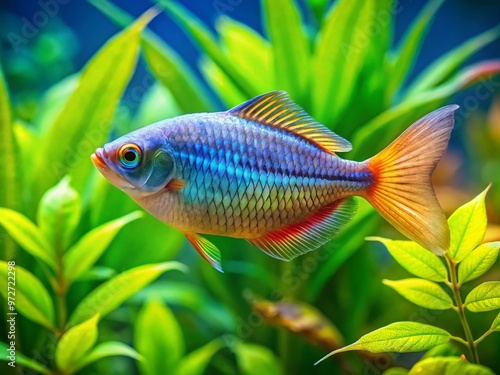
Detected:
left=91, top=148, right=108, bottom=169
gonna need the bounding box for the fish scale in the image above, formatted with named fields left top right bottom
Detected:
left=169, top=113, right=369, bottom=238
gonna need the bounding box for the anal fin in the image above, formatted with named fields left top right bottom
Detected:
left=248, top=198, right=357, bottom=261
left=185, top=233, right=224, bottom=272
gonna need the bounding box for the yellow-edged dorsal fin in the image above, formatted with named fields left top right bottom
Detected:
left=228, top=91, right=352, bottom=154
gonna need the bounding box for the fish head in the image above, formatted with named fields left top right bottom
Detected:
left=91, top=129, right=175, bottom=198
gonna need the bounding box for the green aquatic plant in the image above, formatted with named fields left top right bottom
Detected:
left=316, top=187, right=500, bottom=373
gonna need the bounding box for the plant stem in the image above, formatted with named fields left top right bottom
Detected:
left=445, top=254, right=480, bottom=363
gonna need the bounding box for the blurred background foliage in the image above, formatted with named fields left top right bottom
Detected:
left=0, top=0, right=499, bottom=374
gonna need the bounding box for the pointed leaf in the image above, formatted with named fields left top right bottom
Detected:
left=262, top=0, right=309, bottom=100
left=0, top=208, right=56, bottom=269
left=315, top=322, right=450, bottom=364
left=135, top=299, right=184, bottom=375
left=217, top=16, right=272, bottom=93
left=0, top=261, right=55, bottom=330
left=406, top=25, right=500, bottom=96
left=369, top=237, right=447, bottom=282
left=158, top=0, right=257, bottom=98
left=386, top=0, right=444, bottom=98
left=464, top=281, right=500, bottom=312
left=32, top=8, right=157, bottom=200
left=383, top=279, right=453, bottom=310
left=458, top=242, right=499, bottom=283
left=37, top=176, right=81, bottom=252
left=0, top=64, right=19, bottom=260
left=75, top=341, right=141, bottom=371
left=490, top=312, right=500, bottom=331
left=64, top=211, right=143, bottom=284
left=234, top=341, right=283, bottom=375
left=176, top=339, right=223, bottom=375
left=68, top=262, right=186, bottom=326
left=312, top=0, right=376, bottom=125
left=56, top=314, right=99, bottom=373
left=0, top=341, right=49, bottom=374
left=449, top=186, right=490, bottom=262
left=408, top=356, right=495, bottom=375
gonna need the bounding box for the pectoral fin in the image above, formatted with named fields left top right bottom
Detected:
left=248, top=198, right=357, bottom=261
left=185, top=233, right=223, bottom=272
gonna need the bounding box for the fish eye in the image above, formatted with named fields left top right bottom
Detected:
left=118, top=143, right=141, bottom=168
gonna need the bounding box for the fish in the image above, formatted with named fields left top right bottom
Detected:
left=91, top=91, right=458, bottom=272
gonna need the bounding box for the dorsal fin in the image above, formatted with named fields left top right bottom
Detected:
left=228, top=91, right=352, bottom=154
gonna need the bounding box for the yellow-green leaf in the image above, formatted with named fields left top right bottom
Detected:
left=383, top=279, right=453, bottom=310
left=37, top=176, right=81, bottom=252
left=75, top=341, right=141, bottom=372
left=56, top=314, right=99, bottom=373
left=234, top=341, right=282, bottom=375
left=369, top=237, right=447, bottom=282
left=0, top=65, right=19, bottom=260
left=68, top=262, right=186, bottom=326
left=315, top=322, right=450, bottom=364
left=262, top=0, right=309, bottom=101
left=217, top=16, right=273, bottom=93
left=490, top=312, right=500, bottom=331
left=63, top=211, right=143, bottom=284
left=32, top=8, right=157, bottom=201
left=0, top=208, right=56, bottom=270
left=408, top=356, right=495, bottom=375
left=0, top=341, right=49, bottom=374
left=135, top=299, right=184, bottom=375
left=464, top=281, right=500, bottom=312
left=176, top=339, right=223, bottom=375
left=458, top=242, right=499, bottom=284
left=449, top=186, right=490, bottom=262
left=0, top=261, right=55, bottom=330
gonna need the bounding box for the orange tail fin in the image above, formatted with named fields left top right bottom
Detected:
left=363, top=105, right=458, bottom=255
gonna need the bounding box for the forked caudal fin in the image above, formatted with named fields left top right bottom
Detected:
left=363, top=105, right=459, bottom=255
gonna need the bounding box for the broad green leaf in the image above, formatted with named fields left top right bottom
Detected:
left=56, top=314, right=99, bottom=373
left=369, top=237, right=447, bottom=282
left=449, top=186, right=490, bottom=262
left=421, top=343, right=461, bottom=359
left=458, top=242, right=499, bottom=283
left=0, top=208, right=56, bottom=270
left=37, top=176, right=81, bottom=252
left=312, top=0, right=375, bottom=125
left=176, top=339, right=223, bottom=375
left=383, top=279, right=453, bottom=310
left=406, top=25, right=500, bottom=97
left=490, top=312, right=500, bottom=331
left=134, top=83, right=182, bottom=126
left=0, top=261, right=55, bottom=330
left=217, top=16, right=273, bottom=93
left=158, top=0, right=258, bottom=98
left=68, top=262, right=186, bottom=326
left=200, top=58, right=247, bottom=108
left=32, top=8, right=157, bottom=201
left=0, top=341, right=49, bottom=374
left=77, top=266, right=116, bottom=282
left=135, top=299, right=184, bottom=375
left=234, top=341, right=283, bottom=375
left=13, top=120, right=38, bottom=187
left=408, top=356, right=495, bottom=375
left=386, top=0, right=444, bottom=99
left=0, top=65, right=19, bottom=261
left=315, top=322, right=450, bottom=364
left=64, top=211, right=143, bottom=284
left=75, top=341, right=141, bottom=371
left=382, top=369, right=409, bottom=375
left=464, top=281, right=500, bottom=312
left=262, top=0, right=309, bottom=101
